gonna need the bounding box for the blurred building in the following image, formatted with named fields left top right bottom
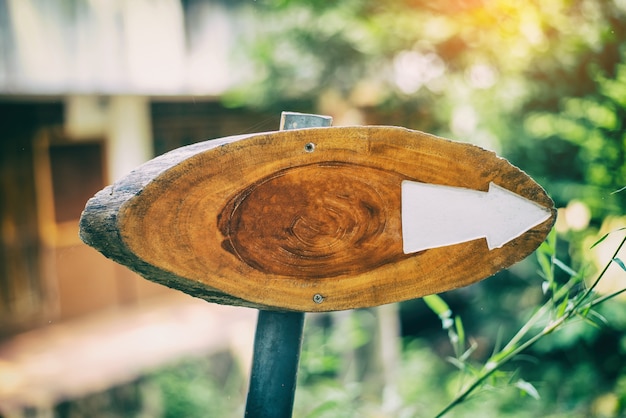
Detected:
left=0, top=0, right=271, bottom=414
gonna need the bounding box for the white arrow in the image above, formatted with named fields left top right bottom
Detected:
left=401, top=180, right=551, bottom=254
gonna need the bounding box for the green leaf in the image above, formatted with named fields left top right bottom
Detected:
left=537, top=240, right=552, bottom=256
left=446, top=356, right=466, bottom=371
left=556, top=296, right=570, bottom=318
left=612, top=257, right=626, bottom=272
left=423, top=294, right=451, bottom=318
left=515, top=379, right=541, bottom=400
left=591, top=232, right=611, bottom=249
left=536, top=229, right=557, bottom=283
left=579, top=304, right=591, bottom=318
left=590, top=228, right=626, bottom=249
left=455, top=315, right=465, bottom=343
left=610, top=185, right=626, bottom=195
left=537, top=251, right=554, bottom=283
left=554, top=258, right=578, bottom=277
left=488, top=344, right=517, bottom=366
left=459, top=340, right=478, bottom=362
left=578, top=309, right=608, bottom=329
left=538, top=227, right=557, bottom=256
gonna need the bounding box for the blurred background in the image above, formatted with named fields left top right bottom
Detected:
left=1, top=0, right=626, bottom=416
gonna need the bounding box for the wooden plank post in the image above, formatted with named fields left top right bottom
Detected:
left=80, top=125, right=555, bottom=313
left=78, top=113, right=556, bottom=416
left=244, top=112, right=332, bottom=418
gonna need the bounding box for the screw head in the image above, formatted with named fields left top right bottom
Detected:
left=304, top=143, right=315, bottom=153
left=313, top=294, right=324, bottom=304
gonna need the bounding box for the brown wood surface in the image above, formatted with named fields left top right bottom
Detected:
left=80, top=126, right=556, bottom=312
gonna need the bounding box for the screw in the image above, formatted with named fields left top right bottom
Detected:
left=313, top=294, right=324, bottom=304
left=304, top=143, right=315, bottom=153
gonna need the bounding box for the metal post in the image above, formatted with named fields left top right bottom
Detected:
left=244, top=112, right=332, bottom=418
left=244, top=311, right=305, bottom=417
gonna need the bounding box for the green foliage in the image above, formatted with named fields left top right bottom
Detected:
left=422, top=228, right=626, bottom=417
left=143, top=355, right=246, bottom=418
left=228, top=1, right=625, bottom=121
left=521, top=56, right=626, bottom=219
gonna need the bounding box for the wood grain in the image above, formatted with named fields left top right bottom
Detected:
left=79, top=126, right=556, bottom=312
left=218, top=162, right=408, bottom=278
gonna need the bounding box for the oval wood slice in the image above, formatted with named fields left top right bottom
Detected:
left=79, top=126, right=556, bottom=312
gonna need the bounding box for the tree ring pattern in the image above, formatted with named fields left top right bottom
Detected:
left=218, top=162, right=407, bottom=278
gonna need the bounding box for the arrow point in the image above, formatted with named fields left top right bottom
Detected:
left=484, top=183, right=551, bottom=249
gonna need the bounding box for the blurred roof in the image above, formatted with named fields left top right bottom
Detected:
left=0, top=0, right=251, bottom=95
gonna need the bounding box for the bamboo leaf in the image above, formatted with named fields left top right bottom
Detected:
left=538, top=228, right=557, bottom=256
left=555, top=295, right=571, bottom=318
left=612, top=257, right=626, bottom=272
left=578, top=309, right=608, bottom=329
left=459, top=339, right=478, bottom=362
left=446, top=356, right=466, bottom=371
left=455, top=315, right=466, bottom=352
left=515, top=379, right=541, bottom=400
left=610, top=185, right=626, bottom=195
left=536, top=230, right=556, bottom=283
left=538, top=240, right=553, bottom=257
left=579, top=304, right=591, bottom=318
left=537, top=251, right=554, bottom=283
left=423, top=294, right=451, bottom=318
left=590, top=227, right=626, bottom=249
left=591, top=232, right=611, bottom=249
left=554, top=258, right=578, bottom=277
left=488, top=344, right=518, bottom=365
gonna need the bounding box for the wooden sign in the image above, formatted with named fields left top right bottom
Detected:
left=79, top=126, right=556, bottom=312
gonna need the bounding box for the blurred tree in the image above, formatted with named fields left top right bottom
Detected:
left=515, top=57, right=626, bottom=219
left=227, top=0, right=625, bottom=137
